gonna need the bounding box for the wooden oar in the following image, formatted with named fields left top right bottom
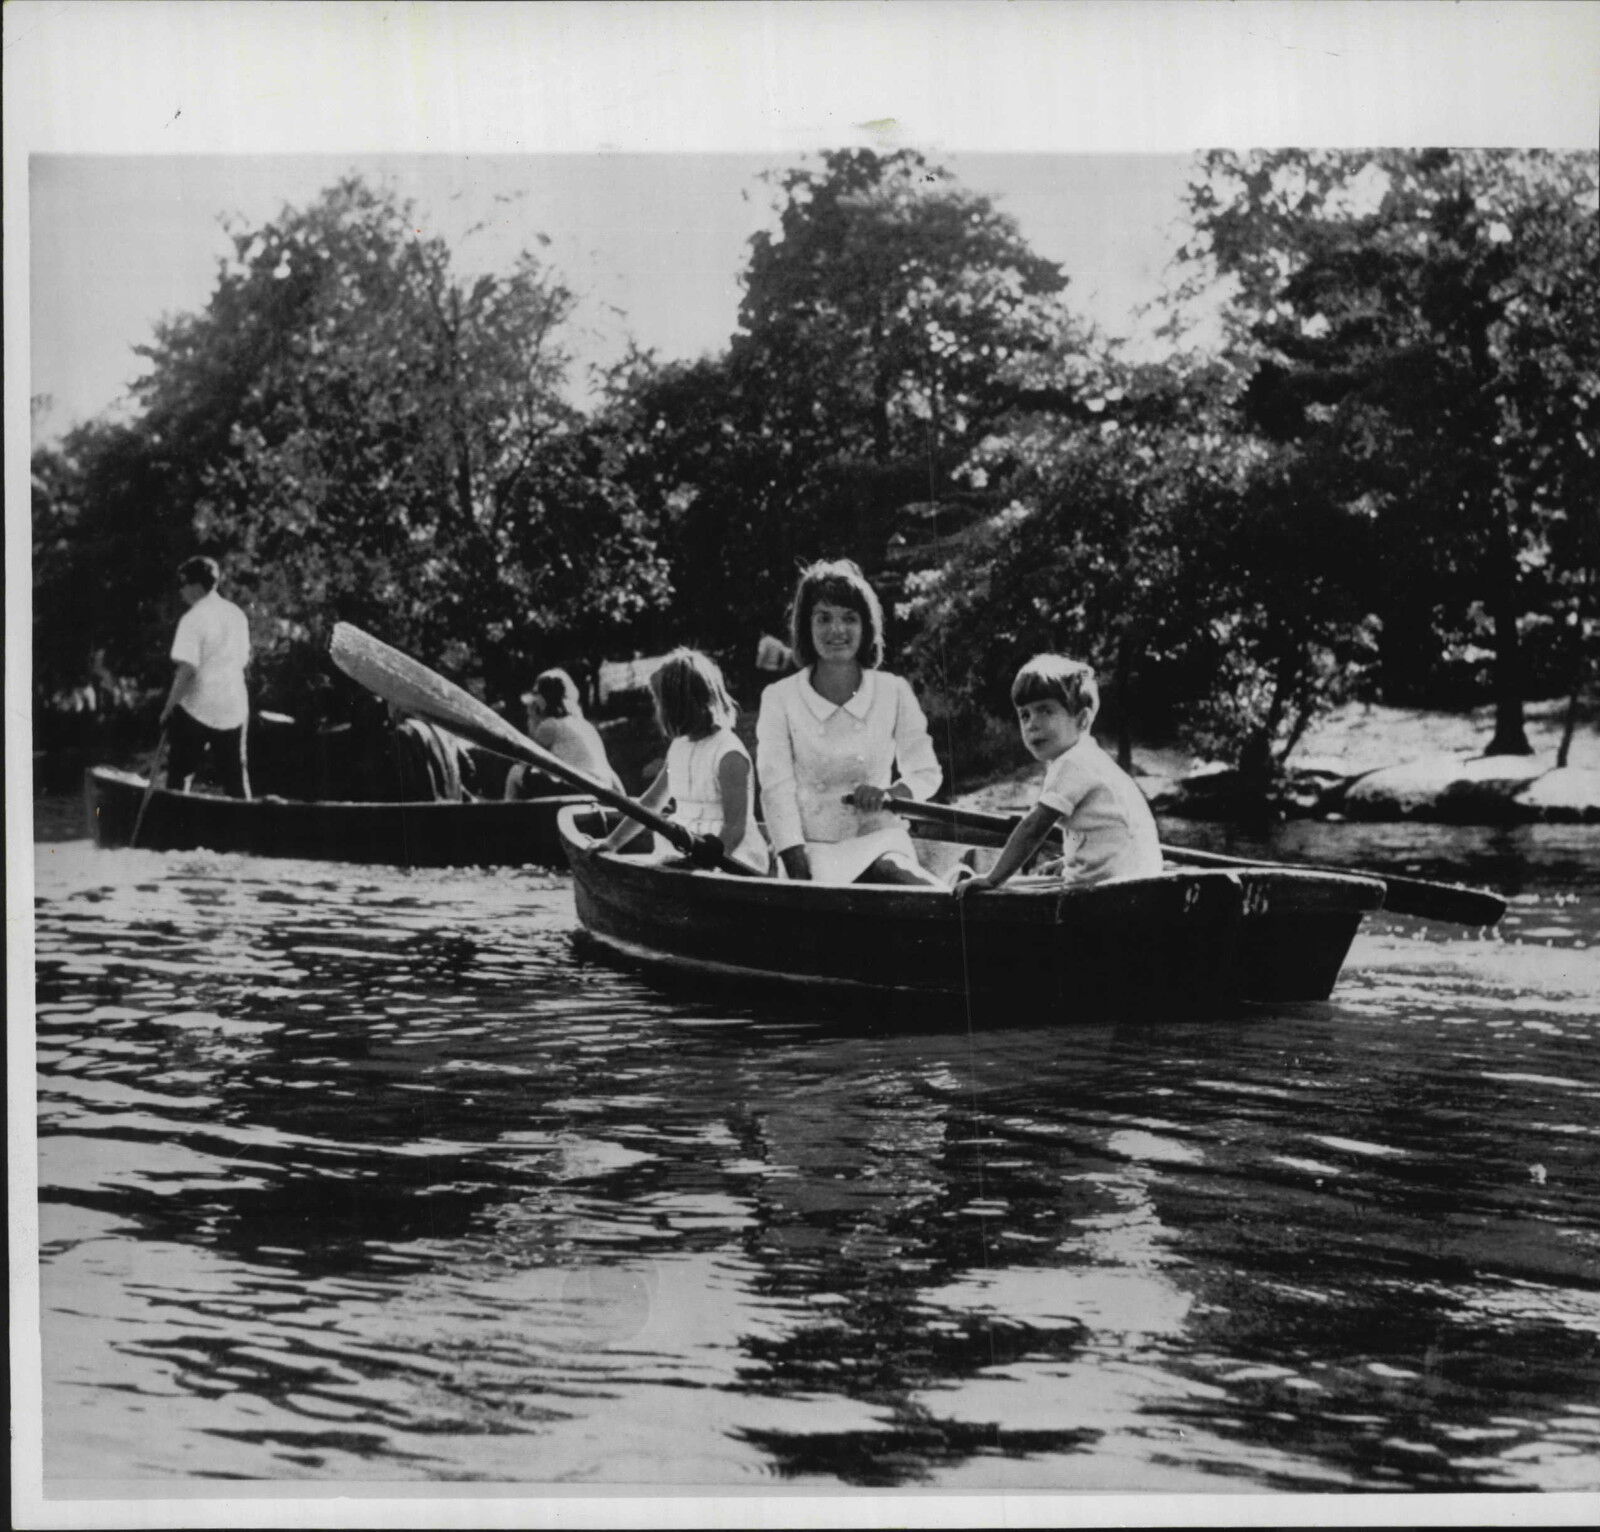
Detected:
left=328, top=623, right=757, bottom=877
left=128, top=729, right=169, bottom=849
left=884, top=798, right=1508, bottom=927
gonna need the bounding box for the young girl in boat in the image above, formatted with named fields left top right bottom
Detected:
left=756, top=559, right=944, bottom=886
left=597, top=648, right=770, bottom=874
left=954, top=654, right=1163, bottom=896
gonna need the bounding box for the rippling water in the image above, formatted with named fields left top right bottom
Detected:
left=25, top=815, right=1600, bottom=1497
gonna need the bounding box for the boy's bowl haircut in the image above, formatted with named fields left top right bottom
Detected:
left=1011, top=653, right=1098, bottom=717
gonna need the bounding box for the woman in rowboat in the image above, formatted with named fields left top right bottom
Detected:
left=756, top=559, right=944, bottom=886
left=504, top=669, right=623, bottom=798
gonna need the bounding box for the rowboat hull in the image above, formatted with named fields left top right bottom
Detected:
left=85, top=766, right=588, bottom=868
left=557, top=808, right=1387, bottom=1016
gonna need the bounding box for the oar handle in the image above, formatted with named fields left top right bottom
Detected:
left=882, top=798, right=1024, bottom=839
left=128, top=729, right=170, bottom=849
left=884, top=797, right=1506, bottom=927
left=328, top=623, right=757, bottom=877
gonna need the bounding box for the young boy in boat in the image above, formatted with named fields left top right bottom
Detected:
left=954, top=654, right=1163, bottom=897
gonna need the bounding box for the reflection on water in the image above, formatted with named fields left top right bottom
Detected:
left=27, top=822, right=1600, bottom=1493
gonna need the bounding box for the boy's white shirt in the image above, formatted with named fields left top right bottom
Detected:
left=1036, top=735, right=1164, bottom=885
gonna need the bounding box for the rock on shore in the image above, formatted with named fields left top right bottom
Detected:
left=1341, top=755, right=1600, bottom=824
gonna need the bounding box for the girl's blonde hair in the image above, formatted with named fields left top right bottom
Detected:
left=649, top=648, right=738, bottom=739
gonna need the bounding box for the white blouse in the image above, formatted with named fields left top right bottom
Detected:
left=755, top=668, right=943, bottom=855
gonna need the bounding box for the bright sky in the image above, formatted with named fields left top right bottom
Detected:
left=13, top=1, right=1600, bottom=448
left=27, top=151, right=1198, bottom=441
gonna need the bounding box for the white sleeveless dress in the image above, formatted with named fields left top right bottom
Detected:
left=664, top=729, right=770, bottom=873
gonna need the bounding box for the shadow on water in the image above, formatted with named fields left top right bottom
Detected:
left=28, top=830, right=1600, bottom=1490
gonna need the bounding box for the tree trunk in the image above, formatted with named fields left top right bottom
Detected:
left=1114, top=633, right=1134, bottom=772
left=1238, top=730, right=1275, bottom=802
left=1557, top=563, right=1593, bottom=770
left=1557, top=667, right=1582, bottom=770
left=1483, top=487, right=1533, bottom=755
left=1241, top=657, right=1293, bottom=800
left=871, top=314, right=891, bottom=461
left=872, top=369, right=891, bottom=462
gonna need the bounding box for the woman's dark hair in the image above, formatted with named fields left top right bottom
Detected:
left=649, top=648, right=737, bottom=740
left=177, top=556, right=220, bottom=591
left=1010, top=654, right=1099, bottom=718
left=524, top=668, right=581, bottom=719
left=788, top=559, right=885, bottom=670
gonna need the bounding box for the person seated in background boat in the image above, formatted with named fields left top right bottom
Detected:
left=954, top=654, right=1162, bottom=898
left=756, top=559, right=944, bottom=887
left=597, top=648, right=770, bottom=874
left=755, top=632, right=793, bottom=674
left=503, top=668, right=622, bottom=798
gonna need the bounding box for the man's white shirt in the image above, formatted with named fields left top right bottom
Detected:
left=170, top=590, right=251, bottom=729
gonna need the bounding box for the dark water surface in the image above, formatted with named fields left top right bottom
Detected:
left=27, top=811, right=1600, bottom=1496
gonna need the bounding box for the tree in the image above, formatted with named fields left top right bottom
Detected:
left=36, top=177, right=670, bottom=722
left=597, top=151, right=1075, bottom=671
left=593, top=349, right=808, bottom=667
left=1177, top=149, right=1600, bottom=754
left=32, top=418, right=196, bottom=723
left=904, top=339, right=1376, bottom=792
left=736, top=149, right=1069, bottom=470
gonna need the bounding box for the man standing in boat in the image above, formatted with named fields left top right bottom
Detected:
left=159, top=556, right=253, bottom=798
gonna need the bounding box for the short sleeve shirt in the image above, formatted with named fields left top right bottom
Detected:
left=1038, top=736, right=1164, bottom=885
left=170, top=590, right=251, bottom=730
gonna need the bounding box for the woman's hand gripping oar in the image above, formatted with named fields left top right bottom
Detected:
left=327, top=623, right=756, bottom=876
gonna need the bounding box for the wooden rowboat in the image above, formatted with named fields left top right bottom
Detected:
left=557, top=806, right=1388, bottom=1016
left=84, top=765, right=588, bottom=868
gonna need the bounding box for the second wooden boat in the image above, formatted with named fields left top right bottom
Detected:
left=85, top=765, right=588, bottom=868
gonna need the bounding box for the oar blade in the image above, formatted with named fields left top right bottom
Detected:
left=329, top=622, right=524, bottom=760
left=1365, top=876, right=1508, bottom=927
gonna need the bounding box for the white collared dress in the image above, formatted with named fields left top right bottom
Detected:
left=755, top=668, right=943, bottom=884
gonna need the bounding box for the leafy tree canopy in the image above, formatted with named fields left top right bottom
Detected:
left=35, top=176, right=670, bottom=724
left=1175, top=148, right=1600, bottom=749
left=735, top=148, right=1070, bottom=466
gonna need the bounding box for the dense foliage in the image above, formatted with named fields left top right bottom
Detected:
left=907, top=148, right=1597, bottom=777
left=33, top=178, right=667, bottom=725
left=1178, top=149, right=1600, bottom=752
left=33, top=151, right=1599, bottom=788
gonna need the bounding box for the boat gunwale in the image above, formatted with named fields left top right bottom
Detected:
left=87, top=765, right=592, bottom=815
left=556, top=805, right=1390, bottom=922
